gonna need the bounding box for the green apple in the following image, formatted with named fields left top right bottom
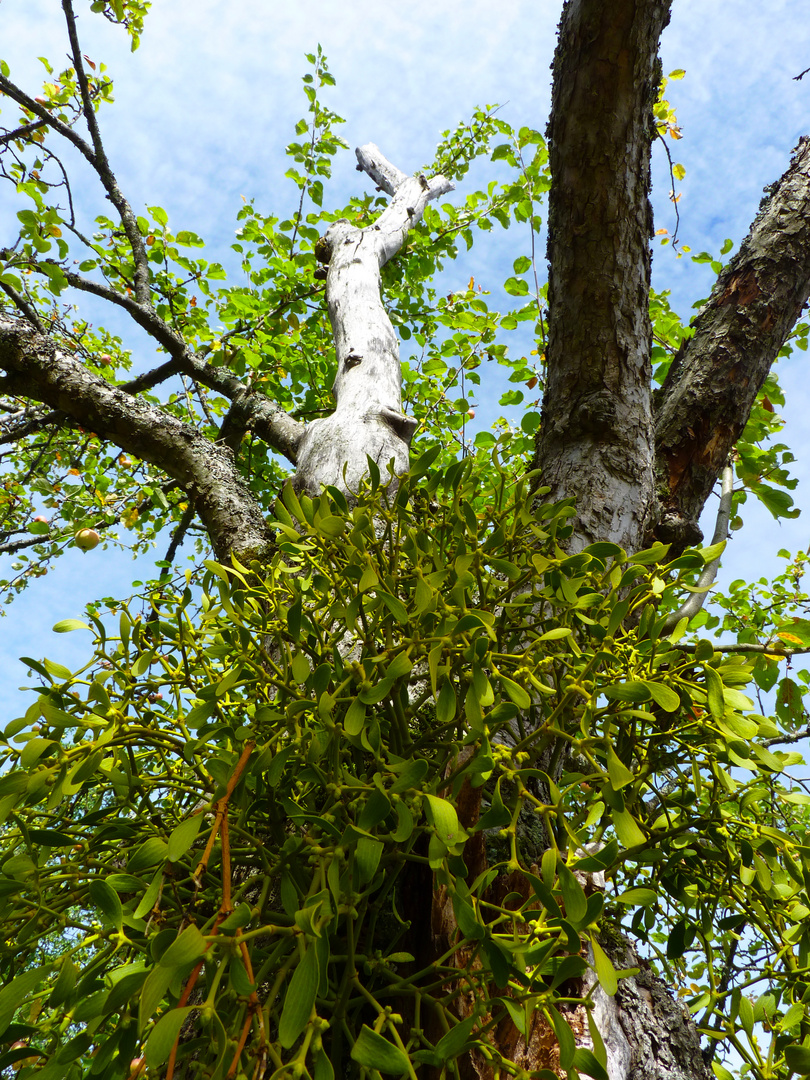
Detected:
left=74, top=528, right=100, bottom=552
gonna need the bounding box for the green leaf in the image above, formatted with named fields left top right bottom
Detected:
left=738, top=995, right=755, bottom=1036
left=145, top=1006, right=194, bottom=1068
left=229, top=954, right=256, bottom=995
left=52, top=619, right=91, bottom=633
left=499, top=675, right=530, bottom=709
left=591, top=937, right=618, bottom=996
left=392, top=801, right=414, bottom=842
left=89, top=879, right=123, bottom=930
left=220, top=903, right=252, bottom=932
left=606, top=746, right=635, bottom=790
left=48, top=959, right=77, bottom=1007
left=643, top=681, right=680, bottom=712
left=344, top=698, right=366, bottom=736
left=139, top=927, right=206, bottom=1032
left=425, top=794, right=460, bottom=846
left=547, top=1005, right=576, bottom=1069
left=615, top=888, right=657, bottom=907
left=436, top=679, right=457, bottom=726
left=603, top=682, right=650, bottom=704
left=611, top=808, right=647, bottom=848
left=278, top=943, right=319, bottom=1048
left=558, top=861, right=588, bottom=924
left=435, top=1015, right=476, bottom=1061
left=175, top=230, right=205, bottom=247
left=351, top=1025, right=411, bottom=1073
left=356, top=836, right=384, bottom=884
left=167, top=814, right=204, bottom=862
left=573, top=1046, right=610, bottom=1080
left=0, top=968, right=49, bottom=1037
left=504, top=276, right=529, bottom=296
left=375, top=590, right=409, bottom=624
left=705, top=665, right=725, bottom=719
left=134, top=870, right=163, bottom=919
left=784, top=1044, right=810, bottom=1072
left=127, top=837, right=169, bottom=874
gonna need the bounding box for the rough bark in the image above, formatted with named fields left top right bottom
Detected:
left=533, top=0, right=672, bottom=552
left=655, top=135, right=810, bottom=547
left=0, top=315, right=275, bottom=564
left=292, top=144, right=453, bottom=495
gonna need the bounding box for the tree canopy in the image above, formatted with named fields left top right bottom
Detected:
left=2, top=3, right=810, bottom=1080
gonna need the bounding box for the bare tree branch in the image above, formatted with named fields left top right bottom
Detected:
left=0, top=279, right=45, bottom=331
left=292, top=144, right=453, bottom=494
left=663, top=461, right=733, bottom=631
left=0, top=119, right=48, bottom=146
left=0, top=73, right=99, bottom=170
left=0, top=315, right=275, bottom=563
left=655, top=136, right=810, bottom=547
left=60, top=0, right=151, bottom=303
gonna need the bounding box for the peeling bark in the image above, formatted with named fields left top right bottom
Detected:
left=655, top=136, right=810, bottom=546
left=0, top=315, right=274, bottom=563
left=292, top=144, right=453, bottom=495
left=533, top=0, right=672, bottom=552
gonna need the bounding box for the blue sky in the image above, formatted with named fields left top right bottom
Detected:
left=1, top=0, right=810, bottom=716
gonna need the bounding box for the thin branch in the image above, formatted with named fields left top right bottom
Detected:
left=794, top=65, right=810, bottom=81
left=0, top=315, right=277, bottom=563
left=162, top=500, right=196, bottom=567
left=18, top=266, right=304, bottom=461
left=0, top=405, right=61, bottom=445
left=0, top=531, right=54, bottom=555
left=663, top=461, right=733, bottom=631
left=61, top=0, right=151, bottom=303
left=0, top=73, right=99, bottom=170
left=674, top=641, right=810, bottom=657
left=763, top=726, right=810, bottom=747
left=0, top=119, right=48, bottom=146
left=655, top=130, right=682, bottom=248
left=119, top=359, right=182, bottom=395
left=0, top=280, right=45, bottom=332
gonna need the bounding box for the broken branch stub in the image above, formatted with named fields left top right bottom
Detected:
left=292, top=144, right=454, bottom=496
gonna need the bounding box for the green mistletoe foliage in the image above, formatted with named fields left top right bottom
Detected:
left=1, top=455, right=808, bottom=1080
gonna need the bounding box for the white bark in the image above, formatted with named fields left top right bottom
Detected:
left=292, top=145, right=454, bottom=495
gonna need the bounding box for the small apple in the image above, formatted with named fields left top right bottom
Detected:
left=33, top=515, right=49, bottom=523
left=74, top=528, right=100, bottom=552
left=98, top=353, right=113, bottom=366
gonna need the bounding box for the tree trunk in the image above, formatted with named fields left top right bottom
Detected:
left=292, top=145, right=453, bottom=496
left=533, top=0, right=672, bottom=553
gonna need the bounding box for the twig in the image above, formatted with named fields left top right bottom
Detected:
left=193, top=742, right=255, bottom=887
left=663, top=461, right=733, bottom=631
left=61, top=0, right=151, bottom=303
left=674, top=641, right=810, bottom=657
left=0, top=119, right=48, bottom=146
left=655, top=130, right=682, bottom=248
left=0, top=280, right=44, bottom=332
left=763, top=725, right=810, bottom=747
left=162, top=500, right=197, bottom=568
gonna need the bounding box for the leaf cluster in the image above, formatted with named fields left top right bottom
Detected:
left=0, top=454, right=809, bottom=1078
